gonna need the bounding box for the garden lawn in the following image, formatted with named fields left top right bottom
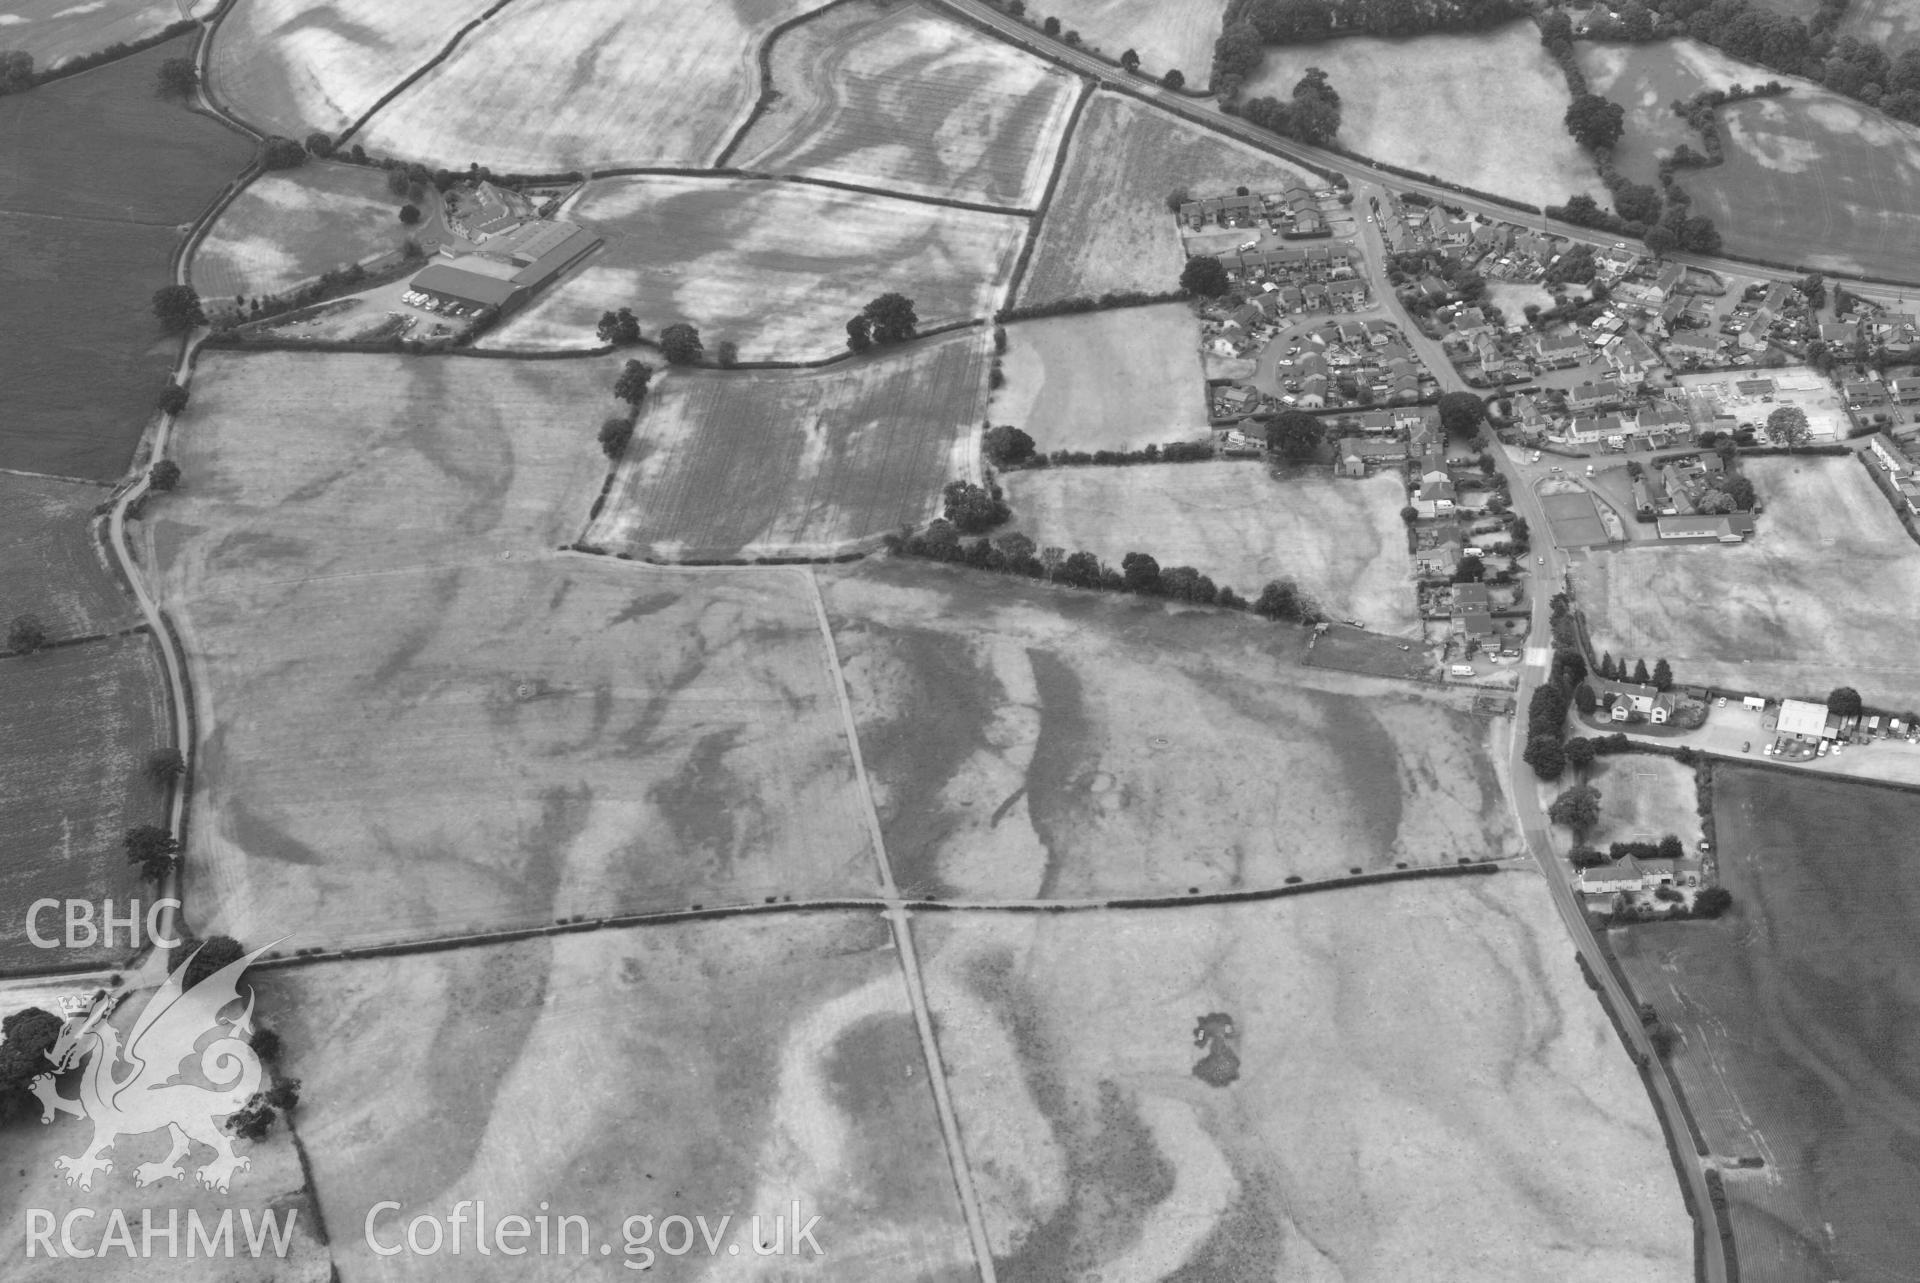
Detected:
left=483, top=176, right=1024, bottom=359
left=1582, top=755, right=1701, bottom=850
left=992, top=303, right=1210, bottom=451
left=191, top=159, right=418, bottom=302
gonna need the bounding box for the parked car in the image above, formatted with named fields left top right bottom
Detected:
left=1817, top=741, right=1829, bottom=756
left=1741, top=741, right=1750, bottom=753
left=1716, top=696, right=1727, bottom=707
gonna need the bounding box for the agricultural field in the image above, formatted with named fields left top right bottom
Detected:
left=354, top=0, right=819, bottom=173
left=1581, top=40, right=1920, bottom=280
left=1017, top=91, right=1321, bottom=305
left=586, top=330, right=988, bottom=561
left=1840, top=0, right=1920, bottom=55
left=1582, top=755, right=1701, bottom=851
left=191, top=160, right=416, bottom=302
left=1001, top=464, right=1421, bottom=632
left=730, top=2, right=1079, bottom=208
left=0, top=34, right=253, bottom=480
left=483, top=175, right=1024, bottom=359
left=0, top=0, right=186, bottom=68
left=1615, top=768, right=1920, bottom=1280
left=915, top=878, right=1693, bottom=1278
left=207, top=0, right=501, bottom=138
left=0, top=473, right=133, bottom=641
left=0, top=637, right=169, bottom=973
left=1241, top=21, right=1599, bottom=209
left=269, top=914, right=976, bottom=1280
left=991, top=304, right=1210, bottom=451
left=1022, top=0, right=1228, bottom=80
left=1577, top=456, right=1920, bottom=710
left=821, top=561, right=1517, bottom=899
left=153, top=352, right=884, bottom=950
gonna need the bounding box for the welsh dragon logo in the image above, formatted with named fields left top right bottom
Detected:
left=31, top=942, right=276, bottom=1193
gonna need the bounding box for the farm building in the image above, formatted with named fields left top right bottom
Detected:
left=408, top=220, right=600, bottom=316
left=1775, top=698, right=1834, bottom=741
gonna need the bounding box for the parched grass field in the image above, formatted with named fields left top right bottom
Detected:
left=1242, top=21, right=1599, bottom=209
left=1024, top=0, right=1228, bottom=79
left=0, top=638, right=169, bottom=972
left=0, top=34, right=254, bottom=480
left=155, top=352, right=883, bottom=950
left=992, top=303, right=1210, bottom=451
left=822, top=563, right=1516, bottom=899
left=1018, top=91, right=1320, bottom=305
left=0, top=0, right=184, bottom=68
left=917, top=879, right=1693, bottom=1279
left=191, top=160, right=414, bottom=302
left=483, top=175, right=1024, bottom=359
left=270, top=915, right=976, bottom=1280
left=355, top=0, right=819, bottom=172
left=1615, top=768, right=1920, bottom=1280
left=207, top=0, right=501, bottom=138
left=0, top=473, right=132, bottom=641
left=730, top=2, right=1079, bottom=208
left=1582, top=755, right=1700, bottom=850
left=1581, top=40, right=1920, bottom=280
left=1840, top=0, right=1920, bottom=54
left=1578, top=456, right=1920, bottom=710
left=587, top=330, right=988, bottom=560
left=1001, top=464, right=1420, bottom=632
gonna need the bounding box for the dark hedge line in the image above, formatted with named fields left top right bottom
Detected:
left=1018, top=441, right=1221, bottom=467
left=1002, top=79, right=1095, bottom=303
left=3, top=19, right=197, bottom=91
left=995, top=289, right=1187, bottom=323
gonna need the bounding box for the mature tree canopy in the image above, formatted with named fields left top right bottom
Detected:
left=149, top=459, right=182, bottom=492
left=597, top=416, right=633, bottom=459
left=846, top=316, right=873, bottom=353
left=1, top=1007, right=63, bottom=1119
left=183, top=936, right=246, bottom=988
left=0, top=50, right=35, bottom=96
left=1564, top=93, right=1627, bottom=150
left=612, top=359, right=654, bottom=408
left=596, top=307, right=641, bottom=346
left=124, top=824, right=179, bottom=881
left=715, top=339, right=739, bottom=368
left=1120, top=47, right=1141, bottom=71
left=1179, top=254, right=1229, bottom=297
left=942, top=480, right=1010, bottom=534
left=260, top=136, right=308, bottom=170
left=1694, top=886, right=1733, bottom=917
left=1767, top=404, right=1810, bottom=447
left=1548, top=784, right=1603, bottom=835
left=7, top=613, right=47, bottom=654
left=1452, top=556, right=1486, bottom=583
left=862, top=294, right=918, bottom=344
left=1565, top=732, right=1597, bottom=763
left=1827, top=686, right=1863, bottom=718
left=1161, top=68, right=1186, bottom=90
left=398, top=203, right=421, bottom=225
left=304, top=131, right=334, bottom=158
left=1266, top=410, right=1324, bottom=462
left=156, top=381, right=190, bottom=415
left=152, top=284, right=205, bottom=332
left=1524, top=732, right=1566, bottom=780
left=1437, top=390, right=1488, bottom=439
left=982, top=424, right=1036, bottom=467
left=156, top=56, right=198, bottom=97
left=660, top=322, right=704, bottom=365
left=1631, top=657, right=1650, bottom=685
left=1651, top=658, right=1674, bottom=691
left=1121, top=551, right=1162, bottom=594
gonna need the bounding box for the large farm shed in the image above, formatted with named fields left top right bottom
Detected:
left=409, top=219, right=600, bottom=315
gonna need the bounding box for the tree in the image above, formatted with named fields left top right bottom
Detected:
left=265, top=1078, right=301, bottom=1113
left=1120, top=47, right=1141, bottom=72
left=1164, top=186, right=1191, bottom=213
left=1767, top=404, right=1810, bottom=448
left=1266, top=410, right=1324, bottom=462
left=660, top=323, right=704, bottom=365
left=1162, top=68, right=1185, bottom=90
left=1007, top=0, right=1024, bottom=14
left=595, top=307, right=641, bottom=346
left=983, top=425, right=1036, bottom=467
left=251, top=1028, right=283, bottom=1064
left=0, top=50, right=35, bottom=96
left=124, top=825, right=179, bottom=881
left=1253, top=578, right=1315, bottom=622
left=1643, top=223, right=1678, bottom=260
left=1548, top=784, right=1603, bottom=837
left=846, top=316, right=873, bottom=353
left=1400, top=505, right=1418, bottom=524
left=862, top=294, right=918, bottom=345
left=1437, top=390, right=1487, bottom=440
left=144, top=747, right=186, bottom=788
left=1287, top=66, right=1343, bottom=146
left=260, top=136, right=308, bottom=170
left=612, top=359, right=654, bottom=408
left=156, top=56, right=197, bottom=97
left=1564, top=93, right=1627, bottom=151
left=1043, top=15, right=1060, bottom=35
left=157, top=381, right=190, bottom=415
left=227, top=1095, right=275, bottom=1140
left=1121, top=551, right=1162, bottom=594
left=942, top=480, right=1010, bottom=534
left=1599, top=650, right=1614, bottom=679
left=1631, top=657, right=1650, bottom=685
left=1574, top=684, right=1598, bottom=715
left=386, top=169, right=412, bottom=198
left=1565, top=735, right=1597, bottom=767
left=304, top=131, right=334, bottom=158
left=597, top=416, right=634, bottom=459
left=1652, top=658, right=1674, bottom=691
left=184, top=936, right=246, bottom=988
left=1658, top=834, right=1684, bottom=860
left=152, top=284, right=205, bottom=332
left=1827, top=686, right=1864, bottom=718
left=7, top=613, right=47, bottom=654
left=148, top=459, right=181, bottom=492
left=398, top=203, right=421, bottom=225
left=1524, top=732, right=1567, bottom=780
left=1179, top=254, right=1229, bottom=298
left=1693, top=886, right=1733, bottom=918
left=1, top=1007, right=63, bottom=1122
left=1452, top=556, right=1486, bottom=583
left=716, top=339, right=739, bottom=368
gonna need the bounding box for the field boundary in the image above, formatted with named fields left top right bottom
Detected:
left=574, top=165, right=1041, bottom=218
left=0, top=622, right=151, bottom=660
left=712, top=0, right=865, bottom=169
left=331, top=0, right=530, bottom=149
left=1003, top=76, right=1094, bottom=304
left=13, top=17, right=198, bottom=91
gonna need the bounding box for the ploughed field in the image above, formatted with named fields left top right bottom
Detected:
left=1580, top=39, right=1920, bottom=281
left=729, top=1, right=1079, bottom=209
left=586, top=330, right=989, bottom=561
left=0, top=34, right=253, bottom=480
left=483, top=176, right=1024, bottom=360
left=1614, top=768, right=1920, bottom=1281
left=991, top=304, right=1211, bottom=451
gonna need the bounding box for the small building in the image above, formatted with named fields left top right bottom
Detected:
left=1580, top=858, right=1646, bottom=893
left=1638, top=857, right=1703, bottom=887
left=1776, top=697, right=1833, bottom=740
left=1655, top=514, right=1756, bottom=542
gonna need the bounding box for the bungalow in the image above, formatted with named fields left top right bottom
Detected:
left=1337, top=437, right=1408, bottom=477
left=1567, top=412, right=1625, bottom=444
left=1579, top=858, right=1646, bottom=894
left=1531, top=331, right=1588, bottom=368
left=1820, top=319, right=1862, bottom=346
left=1414, top=540, right=1462, bottom=575
left=1737, top=308, right=1774, bottom=351
left=1421, top=471, right=1457, bottom=514
left=1352, top=410, right=1396, bottom=435
left=1451, top=306, right=1494, bottom=338
left=1656, top=513, right=1756, bottom=541
left=1297, top=374, right=1328, bottom=407
left=1591, top=677, right=1676, bottom=724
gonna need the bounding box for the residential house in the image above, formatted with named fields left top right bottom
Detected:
left=1579, top=858, right=1646, bottom=894
left=1655, top=513, right=1756, bottom=541
left=1568, top=379, right=1626, bottom=412
left=1820, top=319, right=1862, bottom=346
left=1635, top=403, right=1688, bottom=435
left=1451, top=307, right=1494, bottom=338
left=1451, top=582, right=1495, bottom=642
left=1296, top=375, right=1328, bottom=407
left=1605, top=331, right=1661, bottom=384
left=1664, top=327, right=1719, bottom=363
left=1566, top=412, right=1625, bottom=444
left=1761, top=281, right=1793, bottom=313
left=1867, top=433, right=1910, bottom=476
left=1397, top=405, right=1440, bottom=435
left=1414, top=540, right=1462, bottom=576
left=1736, top=308, right=1774, bottom=351
left=1277, top=285, right=1306, bottom=313
left=1531, top=330, right=1588, bottom=368
left=1336, top=437, right=1408, bottom=477
left=1472, top=222, right=1512, bottom=255
left=1302, top=283, right=1330, bottom=311
left=1591, top=678, right=1676, bottom=724
left=1417, top=275, right=1451, bottom=303
left=1651, top=260, right=1685, bottom=299
left=1890, top=376, right=1920, bottom=404
left=1844, top=379, right=1889, bottom=407
left=1638, top=858, right=1703, bottom=887
left=1351, top=410, right=1396, bottom=435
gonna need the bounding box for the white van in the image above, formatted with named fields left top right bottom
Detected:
left=1449, top=663, right=1475, bottom=677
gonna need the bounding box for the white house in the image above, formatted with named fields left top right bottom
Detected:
left=1580, top=858, right=1645, bottom=893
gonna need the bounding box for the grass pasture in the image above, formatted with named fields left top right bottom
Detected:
left=191, top=160, right=415, bottom=301
left=1584, top=755, right=1700, bottom=850
left=587, top=330, right=988, bottom=560
left=0, top=637, right=169, bottom=972
left=1578, top=456, right=1920, bottom=709
left=730, top=2, right=1079, bottom=208
left=483, top=175, right=1025, bottom=359
left=1025, top=0, right=1229, bottom=79
left=917, top=879, right=1693, bottom=1278
left=0, top=0, right=184, bottom=68
left=273, top=914, right=975, bottom=1279
left=992, top=303, right=1210, bottom=450
left=1614, top=768, right=1920, bottom=1279
left=0, top=34, right=253, bottom=480
left=1001, top=464, right=1420, bottom=632
left=1241, top=22, right=1598, bottom=209
left=822, top=562, right=1516, bottom=899
left=1840, top=0, right=1920, bottom=55
left=355, top=0, right=819, bottom=172
left=0, top=473, right=132, bottom=641
left=1017, top=91, right=1320, bottom=304
left=207, top=0, right=502, bottom=138
left=1581, top=40, right=1920, bottom=280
